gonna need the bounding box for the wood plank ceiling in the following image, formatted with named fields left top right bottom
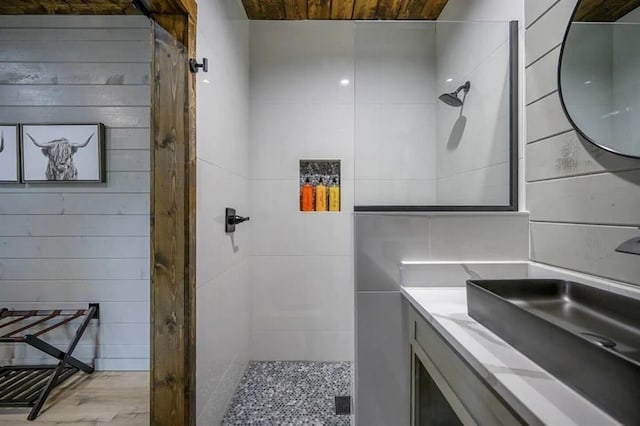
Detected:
left=0, top=0, right=142, bottom=14
left=574, top=0, right=640, bottom=21
left=242, top=0, right=449, bottom=20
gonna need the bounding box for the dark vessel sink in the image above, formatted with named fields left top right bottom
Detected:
left=467, top=279, right=640, bottom=425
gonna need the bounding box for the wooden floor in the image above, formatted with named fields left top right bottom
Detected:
left=0, top=372, right=149, bottom=425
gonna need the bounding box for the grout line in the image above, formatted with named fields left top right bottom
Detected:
left=526, top=89, right=557, bottom=107
left=530, top=220, right=640, bottom=228
left=525, top=43, right=562, bottom=69
left=436, top=161, right=510, bottom=180
left=527, top=128, right=574, bottom=145
left=196, top=157, right=250, bottom=180
left=525, top=0, right=562, bottom=30
left=527, top=167, right=640, bottom=183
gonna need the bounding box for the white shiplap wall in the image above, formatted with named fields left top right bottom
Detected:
left=0, top=15, right=151, bottom=370
left=525, top=0, right=640, bottom=285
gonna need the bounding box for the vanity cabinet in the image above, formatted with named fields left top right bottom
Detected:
left=409, top=307, right=523, bottom=426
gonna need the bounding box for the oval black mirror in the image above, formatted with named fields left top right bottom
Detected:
left=559, top=1, right=640, bottom=158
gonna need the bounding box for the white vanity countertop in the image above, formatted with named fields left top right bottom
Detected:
left=401, top=286, right=620, bottom=426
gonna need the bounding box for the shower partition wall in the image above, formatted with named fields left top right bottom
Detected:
left=353, top=20, right=518, bottom=211
left=352, top=19, right=520, bottom=426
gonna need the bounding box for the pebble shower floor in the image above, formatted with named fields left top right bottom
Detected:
left=222, top=361, right=352, bottom=425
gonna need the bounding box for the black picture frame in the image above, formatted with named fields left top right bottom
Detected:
left=0, top=124, right=21, bottom=184
left=20, top=123, right=106, bottom=183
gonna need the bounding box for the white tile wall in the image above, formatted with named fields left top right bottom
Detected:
left=354, top=23, right=438, bottom=206
left=195, top=0, right=251, bottom=424
left=435, top=163, right=510, bottom=205
left=354, top=23, right=437, bottom=104
left=355, top=103, right=437, bottom=180
left=400, top=261, right=529, bottom=287
left=435, top=22, right=512, bottom=205
left=439, top=0, right=523, bottom=22
left=249, top=21, right=355, bottom=362
left=355, top=212, right=529, bottom=292
left=250, top=256, right=353, bottom=360
left=352, top=17, right=518, bottom=207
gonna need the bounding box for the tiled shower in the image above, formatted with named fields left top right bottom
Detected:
left=195, top=0, right=519, bottom=423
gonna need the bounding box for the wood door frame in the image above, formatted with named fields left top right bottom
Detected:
left=149, top=10, right=197, bottom=426
left=0, top=1, right=198, bottom=424
left=142, top=2, right=198, bottom=424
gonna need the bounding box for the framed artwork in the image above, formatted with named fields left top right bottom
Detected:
left=0, top=124, right=20, bottom=183
left=21, top=123, right=106, bottom=183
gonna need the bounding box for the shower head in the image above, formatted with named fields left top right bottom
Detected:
left=438, top=81, right=471, bottom=107
left=439, top=92, right=464, bottom=107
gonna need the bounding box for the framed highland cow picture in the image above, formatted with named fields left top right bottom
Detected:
left=21, top=123, right=106, bottom=183
left=0, top=124, right=20, bottom=183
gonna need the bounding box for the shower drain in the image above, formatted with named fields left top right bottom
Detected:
left=334, top=396, right=351, bottom=415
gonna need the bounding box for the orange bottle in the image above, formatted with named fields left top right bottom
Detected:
left=301, top=177, right=314, bottom=211
left=315, top=178, right=328, bottom=212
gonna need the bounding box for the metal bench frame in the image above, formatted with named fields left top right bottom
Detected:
left=0, top=304, right=99, bottom=420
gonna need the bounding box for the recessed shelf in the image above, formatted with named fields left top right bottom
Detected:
left=300, top=159, right=341, bottom=213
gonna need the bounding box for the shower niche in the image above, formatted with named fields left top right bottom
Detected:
left=299, top=160, right=341, bottom=212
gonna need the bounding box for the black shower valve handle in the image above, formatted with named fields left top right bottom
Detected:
left=225, top=207, right=249, bottom=233
left=229, top=215, right=250, bottom=225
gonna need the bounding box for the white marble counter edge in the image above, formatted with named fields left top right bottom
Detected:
left=401, top=286, right=619, bottom=426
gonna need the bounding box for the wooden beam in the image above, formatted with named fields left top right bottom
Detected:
left=420, top=0, right=448, bottom=19
left=236, top=0, right=451, bottom=20
left=352, top=0, right=378, bottom=18
left=138, top=0, right=196, bottom=21
left=150, top=14, right=196, bottom=426
left=376, top=0, right=403, bottom=18
left=396, top=0, right=427, bottom=19
left=331, top=0, right=354, bottom=18
left=242, top=0, right=264, bottom=19
left=261, top=0, right=286, bottom=19
left=0, top=0, right=140, bottom=14
left=574, top=0, right=640, bottom=21
left=309, top=0, right=331, bottom=19
left=285, top=0, right=308, bottom=19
